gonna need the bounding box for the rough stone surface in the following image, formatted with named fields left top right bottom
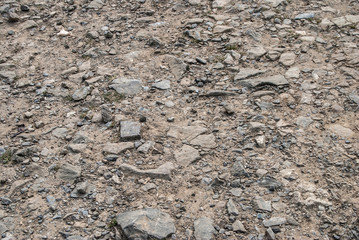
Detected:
left=116, top=208, right=175, bottom=239
left=119, top=162, right=175, bottom=180
left=239, top=75, right=289, bottom=88
left=109, top=78, right=142, bottom=95
left=194, top=217, right=216, bottom=240
left=120, top=121, right=141, bottom=141
left=174, top=145, right=201, bottom=167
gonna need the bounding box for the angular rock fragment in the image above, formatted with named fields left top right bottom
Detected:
left=238, top=75, right=289, bottom=88
left=119, top=162, right=175, bottom=180
left=72, top=86, right=91, bottom=101
left=194, top=217, right=216, bottom=240
left=120, top=121, right=141, bottom=141
left=263, top=217, right=287, bottom=227
left=167, top=126, right=207, bottom=141
left=102, top=142, right=134, bottom=155
left=116, top=208, right=175, bottom=239
left=232, top=220, right=246, bottom=233
left=57, top=163, right=81, bottom=182
left=70, top=181, right=96, bottom=198
left=234, top=68, right=266, bottom=81
left=327, top=124, right=355, bottom=138
left=174, top=145, right=200, bottom=167
left=253, top=197, right=272, bottom=212
left=109, top=78, right=142, bottom=95
left=227, top=199, right=239, bottom=216
left=190, top=134, right=216, bottom=148
left=279, top=52, right=296, bottom=66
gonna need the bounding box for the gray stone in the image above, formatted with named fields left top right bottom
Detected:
left=248, top=46, right=267, bottom=59
left=67, top=144, right=87, bottom=153
left=227, top=199, right=239, bottom=216
left=253, top=197, right=272, bottom=212
left=212, top=0, right=232, bottom=8
left=46, top=195, right=57, bottom=211
left=119, top=162, right=175, bottom=180
left=167, top=125, right=207, bottom=141
left=263, top=0, right=285, bottom=7
left=120, top=121, right=141, bottom=141
left=279, top=52, right=296, bottom=66
left=174, top=145, right=200, bottom=167
left=205, top=90, right=236, bottom=96
left=258, top=176, right=283, bottom=190
left=232, top=220, right=246, bottom=233
left=296, top=117, right=313, bottom=129
left=194, top=217, right=216, bottom=240
left=0, top=71, right=16, bottom=83
left=327, top=124, right=354, bottom=138
left=110, top=78, right=142, bottom=95
left=21, top=20, right=38, bottom=30
left=57, top=163, right=81, bottom=182
left=72, top=86, right=91, bottom=101
left=285, top=67, right=300, bottom=79
left=137, top=141, right=155, bottom=153
left=102, top=142, right=134, bottom=155
left=52, top=128, right=68, bottom=138
left=70, top=181, right=96, bottom=198
left=294, top=13, right=315, bottom=20
left=263, top=217, right=287, bottom=227
left=213, top=26, right=233, bottom=34
left=230, top=188, right=242, bottom=197
left=265, top=227, right=276, bottom=240
left=164, top=55, right=188, bottom=80
left=190, top=134, right=216, bottom=149
left=0, top=222, right=8, bottom=235
left=234, top=68, right=266, bottom=81
left=87, top=0, right=104, bottom=9
left=116, top=208, right=175, bottom=239
left=238, top=75, right=289, bottom=88
left=153, top=80, right=171, bottom=90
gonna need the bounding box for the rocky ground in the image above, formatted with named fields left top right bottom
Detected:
left=0, top=0, right=359, bottom=239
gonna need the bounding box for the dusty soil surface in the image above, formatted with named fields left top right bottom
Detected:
left=0, top=0, right=359, bottom=239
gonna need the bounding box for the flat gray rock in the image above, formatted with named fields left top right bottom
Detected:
left=174, top=145, right=200, bottom=167
left=239, top=75, right=289, bottom=88
left=212, top=0, right=232, bottom=8
left=57, top=163, right=81, bottom=182
left=72, top=86, right=91, bottom=101
left=0, top=222, right=8, bottom=235
left=190, top=134, right=216, bottom=149
left=119, top=162, right=175, bottom=180
left=167, top=125, right=207, bottom=141
left=0, top=71, right=16, bottom=84
left=102, top=142, right=134, bottom=155
left=153, top=80, right=171, bottom=90
left=279, top=52, right=296, bottom=66
left=194, top=217, right=216, bottom=240
left=263, top=217, right=287, bottom=227
left=234, top=68, right=266, bottom=81
left=116, top=208, right=175, bottom=239
left=70, top=181, right=96, bottom=198
left=110, top=78, right=142, bottom=95
left=227, top=199, right=239, bottom=216
left=253, top=197, right=272, bottom=212
left=232, top=220, right=246, bottom=233
left=120, top=121, right=141, bottom=141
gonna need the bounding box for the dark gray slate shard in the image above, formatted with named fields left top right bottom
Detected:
left=120, top=121, right=141, bottom=141
left=116, top=208, right=175, bottom=239
left=238, top=75, right=289, bottom=88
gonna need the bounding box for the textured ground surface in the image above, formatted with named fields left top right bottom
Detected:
left=0, top=0, right=359, bottom=239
